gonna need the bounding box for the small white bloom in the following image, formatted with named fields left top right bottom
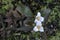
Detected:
left=33, top=26, right=44, bottom=32
left=34, top=12, right=44, bottom=23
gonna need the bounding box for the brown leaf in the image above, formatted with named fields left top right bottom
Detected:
left=12, top=10, right=21, bottom=18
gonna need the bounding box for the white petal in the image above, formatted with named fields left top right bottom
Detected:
left=34, top=20, right=42, bottom=26
left=39, top=26, right=44, bottom=32
left=33, top=26, right=38, bottom=32
left=36, top=22, right=42, bottom=26
left=37, top=12, right=41, bottom=16
left=34, top=19, right=37, bottom=23
left=40, top=17, right=44, bottom=22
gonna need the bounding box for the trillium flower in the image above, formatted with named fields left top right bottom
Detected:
left=33, top=12, right=44, bottom=32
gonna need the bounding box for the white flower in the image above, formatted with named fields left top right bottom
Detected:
left=34, top=12, right=44, bottom=23
left=33, top=12, right=44, bottom=32
left=33, top=26, right=44, bottom=32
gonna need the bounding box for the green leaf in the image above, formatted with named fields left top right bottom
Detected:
left=16, top=3, right=33, bottom=17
